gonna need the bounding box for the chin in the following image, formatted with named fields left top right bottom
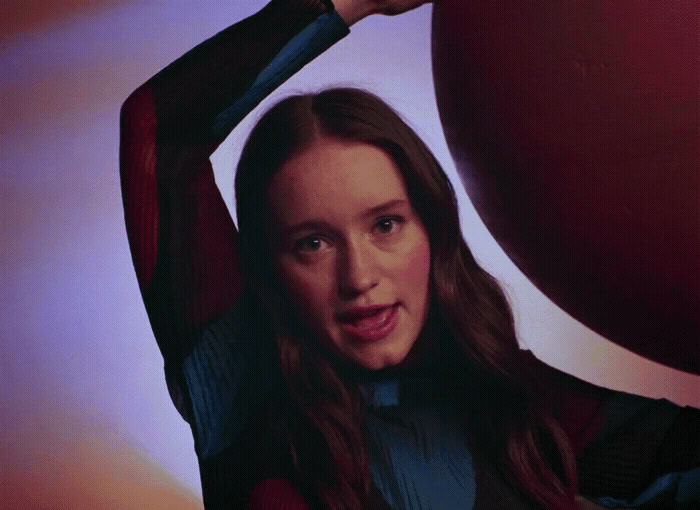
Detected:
left=351, top=348, right=411, bottom=371
left=355, top=358, right=391, bottom=371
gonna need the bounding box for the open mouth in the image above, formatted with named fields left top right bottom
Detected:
left=337, top=304, right=399, bottom=341
left=350, top=307, right=394, bottom=330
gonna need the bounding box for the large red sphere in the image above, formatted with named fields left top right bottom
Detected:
left=432, top=0, right=699, bottom=374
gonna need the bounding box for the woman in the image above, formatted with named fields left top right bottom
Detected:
left=120, top=0, right=700, bottom=508
left=234, top=87, right=581, bottom=509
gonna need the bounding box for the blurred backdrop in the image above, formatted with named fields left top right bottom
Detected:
left=1, top=1, right=698, bottom=507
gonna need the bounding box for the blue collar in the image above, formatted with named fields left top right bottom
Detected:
left=361, top=378, right=400, bottom=407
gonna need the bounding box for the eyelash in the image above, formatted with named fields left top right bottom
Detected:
left=292, top=216, right=405, bottom=254
left=294, top=236, right=327, bottom=253
left=374, top=216, right=404, bottom=235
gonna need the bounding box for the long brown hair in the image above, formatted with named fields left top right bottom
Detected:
left=235, top=88, right=578, bottom=509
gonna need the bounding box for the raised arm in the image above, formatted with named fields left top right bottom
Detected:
left=120, top=0, right=431, bottom=376
left=119, top=1, right=428, bottom=505
left=119, top=0, right=353, bottom=369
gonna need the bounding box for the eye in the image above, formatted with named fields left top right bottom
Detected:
left=374, top=216, right=404, bottom=235
left=294, top=236, right=327, bottom=253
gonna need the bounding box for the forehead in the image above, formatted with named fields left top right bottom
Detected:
left=267, top=138, right=410, bottom=227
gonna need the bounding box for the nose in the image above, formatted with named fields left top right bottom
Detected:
left=338, top=237, right=379, bottom=299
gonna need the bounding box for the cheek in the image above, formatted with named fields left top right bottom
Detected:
left=277, top=263, right=334, bottom=324
left=403, top=235, right=431, bottom=291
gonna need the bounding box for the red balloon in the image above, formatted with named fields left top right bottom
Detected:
left=432, top=0, right=699, bottom=374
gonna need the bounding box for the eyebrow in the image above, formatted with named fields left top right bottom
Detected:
left=279, top=199, right=410, bottom=239
left=360, top=199, right=410, bottom=219
left=279, top=220, right=333, bottom=240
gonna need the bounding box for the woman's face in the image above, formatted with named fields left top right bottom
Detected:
left=267, top=137, right=431, bottom=370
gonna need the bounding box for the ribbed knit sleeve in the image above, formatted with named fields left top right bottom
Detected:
left=119, top=2, right=348, bottom=507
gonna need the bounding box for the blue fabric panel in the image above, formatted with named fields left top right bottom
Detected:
left=211, top=10, right=349, bottom=140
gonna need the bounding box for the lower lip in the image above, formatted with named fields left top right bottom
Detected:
left=339, top=305, right=400, bottom=342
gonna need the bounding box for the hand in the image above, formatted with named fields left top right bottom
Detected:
left=333, top=0, right=431, bottom=26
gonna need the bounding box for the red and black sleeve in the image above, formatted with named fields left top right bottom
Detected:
left=119, top=0, right=338, bottom=369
